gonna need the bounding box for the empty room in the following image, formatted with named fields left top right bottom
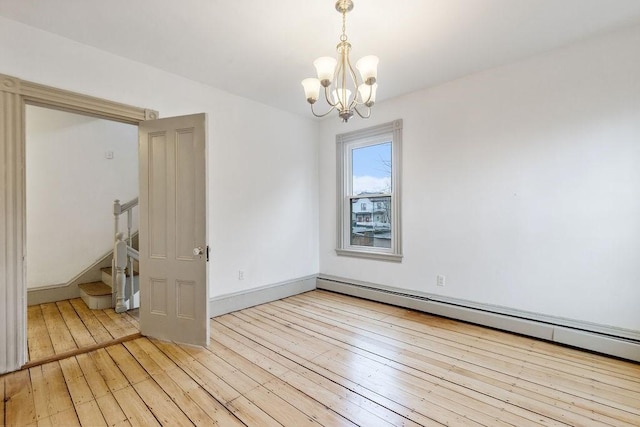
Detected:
left=1, top=0, right=639, bottom=425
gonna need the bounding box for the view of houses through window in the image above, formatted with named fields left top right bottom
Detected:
left=350, top=141, right=392, bottom=248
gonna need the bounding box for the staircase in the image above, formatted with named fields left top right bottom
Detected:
left=78, top=265, right=139, bottom=310
left=78, top=197, right=140, bottom=311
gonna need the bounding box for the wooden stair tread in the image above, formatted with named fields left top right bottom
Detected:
left=78, top=281, right=112, bottom=296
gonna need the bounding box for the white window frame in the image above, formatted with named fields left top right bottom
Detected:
left=336, top=119, right=403, bottom=261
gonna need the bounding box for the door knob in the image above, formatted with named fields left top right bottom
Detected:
left=193, top=247, right=204, bottom=256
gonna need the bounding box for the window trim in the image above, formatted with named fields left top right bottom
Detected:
left=336, top=119, right=403, bottom=262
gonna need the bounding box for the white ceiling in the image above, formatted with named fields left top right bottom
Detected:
left=1, top=0, right=640, bottom=117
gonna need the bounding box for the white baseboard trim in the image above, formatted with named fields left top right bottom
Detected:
left=27, top=283, right=82, bottom=306
left=317, top=275, right=640, bottom=362
left=209, top=275, right=317, bottom=318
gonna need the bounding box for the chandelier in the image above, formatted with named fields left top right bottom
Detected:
left=301, top=0, right=379, bottom=122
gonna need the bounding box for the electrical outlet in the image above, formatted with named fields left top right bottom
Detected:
left=437, top=275, right=446, bottom=287
left=105, top=151, right=114, bottom=159
left=238, top=270, right=244, bottom=280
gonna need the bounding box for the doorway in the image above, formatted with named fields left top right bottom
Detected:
left=0, top=72, right=157, bottom=374
left=25, top=105, right=141, bottom=365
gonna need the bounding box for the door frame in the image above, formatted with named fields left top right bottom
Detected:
left=0, top=73, right=158, bottom=373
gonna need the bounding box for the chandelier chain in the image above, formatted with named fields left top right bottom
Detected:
left=340, top=10, right=347, bottom=42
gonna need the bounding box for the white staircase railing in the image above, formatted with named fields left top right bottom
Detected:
left=113, top=198, right=138, bottom=313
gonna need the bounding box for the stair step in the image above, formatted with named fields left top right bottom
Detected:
left=78, top=281, right=112, bottom=296
left=78, top=281, right=113, bottom=309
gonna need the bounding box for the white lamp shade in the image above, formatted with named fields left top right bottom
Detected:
left=358, top=83, right=378, bottom=105
left=332, top=88, right=352, bottom=106
left=301, top=78, right=321, bottom=102
left=356, top=55, right=379, bottom=83
left=313, top=57, right=337, bottom=82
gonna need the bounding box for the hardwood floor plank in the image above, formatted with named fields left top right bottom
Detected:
left=123, top=311, right=140, bottom=330
left=75, top=352, right=111, bottom=399
left=131, top=378, right=193, bottom=427
left=40, top=302, right=77, bottom=354
left=4, top=369, right=37, bottom=426
left=50, top=406, right=81, bottom=426
left=151, top=339, right=243, bottom=404
left=89, top=348, right=130, bottom=393
left=102, top=308, right=138, bottom=337
left=112, top=386, right=161, bottom=427
left=29, top=362, right=74, bottom=422
left=241, top=384, right=324, bottom=427
left=69, top=298, right=113, bottom=343
left=95, top=393, right=132, bottom=427
left=0, top=375, right=4, bottom=426
left=58, top=357, right=94, bottom=407
left=226, top=395, right=283, bottom=427
left=180, top=342, right=261, bottom=395
left=105, top=344, right=150, bottom=385
left=27, top=305, right=55, bottom=361
left=74, top=399, right=108, bottom=427
left=57, top=300, right=97, bottom=348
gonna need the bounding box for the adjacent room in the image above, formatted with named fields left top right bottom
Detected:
left=1, top=0, right=639, bottom=425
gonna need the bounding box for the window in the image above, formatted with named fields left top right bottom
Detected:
left=336, top=119, right=402, bottom=261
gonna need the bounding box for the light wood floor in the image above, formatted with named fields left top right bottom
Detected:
left=27, top=298, right=140, bottom=365
left=4, top=290, right=639, bottom=426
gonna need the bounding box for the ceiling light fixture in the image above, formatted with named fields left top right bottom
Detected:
left=301, top=0, right=379, bottom=122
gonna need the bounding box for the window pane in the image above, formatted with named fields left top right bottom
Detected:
left=350, top=196, right=391, bottom=248
left=351, top=142, right=391, bottom=195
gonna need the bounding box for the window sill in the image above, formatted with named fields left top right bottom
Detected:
left=335, top=248, right=403, bottom=262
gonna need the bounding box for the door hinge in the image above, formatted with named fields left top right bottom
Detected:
left=206, top=245, right=210, bottom=262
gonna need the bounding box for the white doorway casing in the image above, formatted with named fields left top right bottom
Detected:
left=0, top=73, right=156, bottom=374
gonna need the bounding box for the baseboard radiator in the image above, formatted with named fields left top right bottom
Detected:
left=317, top=276, right=640, bottom=363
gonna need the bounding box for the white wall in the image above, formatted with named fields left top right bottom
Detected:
left=26, top=105, right=137, bottom=288
left=319, top=25, right=640, bottom=332
left=0, top=16, right=320, bottom=298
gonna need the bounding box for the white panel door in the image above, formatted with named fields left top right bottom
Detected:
left=138, top=113, right=208, bottom=346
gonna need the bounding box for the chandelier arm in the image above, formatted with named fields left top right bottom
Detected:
left=330, top=52, right=346, bottom=109
left=310, top=103, right=337, bottom=118
left=353, top=105, right=371, bottom=119
left=345, top=53, right=361, bottom=110
left=323, top=84, right=339, bottom=108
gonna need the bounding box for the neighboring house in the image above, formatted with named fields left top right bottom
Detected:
left=351, top=197, right=391, bottom=248
left=351, top=197, right=390, bottom=225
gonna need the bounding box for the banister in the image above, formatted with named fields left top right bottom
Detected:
left=127, top=246, right=139, bottom=260
left=113, top=197, right=138, bottom=215
left=113, top=196, right=139, bottom=313
left=114, top=233, right=128, bottom=313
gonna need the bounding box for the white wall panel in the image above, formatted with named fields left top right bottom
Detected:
left=319, top=25, right=640, bottom=332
